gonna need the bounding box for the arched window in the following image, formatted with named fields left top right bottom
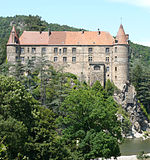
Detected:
left=94, top=65, right=100, bottom=70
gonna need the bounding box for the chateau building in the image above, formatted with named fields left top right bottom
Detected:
left=7, top=24, right=129, bottom=90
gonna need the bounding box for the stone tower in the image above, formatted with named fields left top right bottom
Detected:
left=7, top=26, right=19, bottom=63
left=112, top=24, right=129, bottom=90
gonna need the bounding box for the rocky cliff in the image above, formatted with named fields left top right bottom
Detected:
left=114, top=82, right=150, bottom=138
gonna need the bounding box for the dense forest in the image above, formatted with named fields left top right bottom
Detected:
left=0, top=15, right=150, bottom=159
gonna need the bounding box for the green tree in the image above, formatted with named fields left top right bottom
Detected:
left=58, top=81, right=121, bottom=160
left=0, top=75, right=70, bottom=159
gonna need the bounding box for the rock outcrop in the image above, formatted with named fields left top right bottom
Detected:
left=114, top=82, right=150, bottom=138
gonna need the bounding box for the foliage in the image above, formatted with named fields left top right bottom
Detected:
left=0, top=75, right=70, bottom=159
left=58, top=81, right=121, bottom=160
left=137, top=151, right=150, bottom=160
left=105, top=79, right=120, bottom=96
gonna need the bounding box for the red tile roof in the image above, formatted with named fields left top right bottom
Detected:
left=17, top=31, right=114, bottom=46
left=7, top=25, right=129, bottom=46
left=7, top=26, right=19, bottom=45
left=116, top=24, right=128, bottom=44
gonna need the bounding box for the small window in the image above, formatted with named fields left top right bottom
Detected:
left=115, top=56, right=117, bottom=61
left=106, top=66, right=109, bottom=72
left=32, top=48, right=36, bottom=53
left=72, top=48, right=76, bottom=54
left=72, top=57, right=76, bottom=63
left=115, top=47, right=117, bottom=53
left=27, top=48, right=30, bottom=53
left=59, top=49, right=61, bottom=54
left=32, top=56, right=36, bottom=61
left=16, top=47, right=19, bottom=53
left=106, top=57, right=109, bottom=62
left=88, top=56, right=92, bottom=62
left=63, top=57, right=67, bottom=62
left=105, top=48, right=109, bottom=53
left=21, top=48, right=24, bottom=53
left=54, top=57, right=58, bottom=62
left=94, top=65, right=100, bottom=70
left=41, top=47, right=46, bottom=53
left=16, top=56, right=19, bottom=61
left=20, top=57, right=24, bottom=62
left=63, top=48, right=67, bottom=54
left=115, top=67, right=117, bottom=71
left=54, top=48, right=58, bottom=54
left=115, top=76, right=117, bottom=79
left=88, top=48, right=93, bottom=54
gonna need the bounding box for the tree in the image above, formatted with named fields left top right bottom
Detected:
left=58, top=81, right=121, bottom=160
left=0, top=75, right=70, bottom=159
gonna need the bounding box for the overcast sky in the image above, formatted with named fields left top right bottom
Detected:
left=1, top=0, right=150, bottom=46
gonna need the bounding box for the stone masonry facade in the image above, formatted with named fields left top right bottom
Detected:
left=7, top=25, right=129, bottom=90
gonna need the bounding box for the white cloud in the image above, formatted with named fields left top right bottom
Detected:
left=108, top=0, right=150, bottom=7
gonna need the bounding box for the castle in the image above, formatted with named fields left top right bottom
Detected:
left=7, top=24, right=129, bottom=90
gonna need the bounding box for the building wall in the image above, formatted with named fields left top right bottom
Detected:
left=7, top=44, right=129, bottom=90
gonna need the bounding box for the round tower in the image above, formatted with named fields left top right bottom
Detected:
left=7, top=26, right=20, bottom=63
left=112, top=24, right=129, bottom=90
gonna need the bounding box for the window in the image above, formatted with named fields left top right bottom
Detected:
left=72, top=48, right=76, bottom=54
left=72, top=57, right=76, bottom=63
left=21, top=48, right=24, bottom=53
left=63, top=57, right=67, bottom=62
left=88, top=48, right=93, bottom=54
left=20, top=57, right=24, bottom=62
left=27, top=48, right=30, bottom=53
left=105, top=48, right=109, bottom=53
left=41, top=47, right=46, bottom=53
left=106, top=57, right=109, bottom=62
left=32, top=56, right=36, bottom=61
left=115, top=40, right=118, bottom=43
left=59, top=49, right=61, bottom=54
left=115, top=76, right=117, bottom=80
left=115, top=56, right=117, bottom=61
left=106, top=66, right=109, bottom=72
left=54, top=48, right=58, bottom=54
left=32, top=48, right=36, bottom=53
left=94, top=65, right=100, bottom=70
left=16, top=47, right=19, bottom=53
left=63, top=48, right=67, bottom=54
left=115, top=47, right=117, bottom=53
left=88, top=56, right=92, bottom=62
left=54, top=57, right=58, bottom=62
left=16, top=56, right=19, bottom=61
left=115, top=67, right=117, bottom=71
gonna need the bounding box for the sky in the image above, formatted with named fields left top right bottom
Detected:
left=1, top=0, right=150, bottom=46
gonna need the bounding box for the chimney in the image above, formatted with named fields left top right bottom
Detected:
left=98, top=28, right=101, bottom=35
left=48, top=28, right=51, bottom=36
left=82, top=29, right=84, bottom=34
